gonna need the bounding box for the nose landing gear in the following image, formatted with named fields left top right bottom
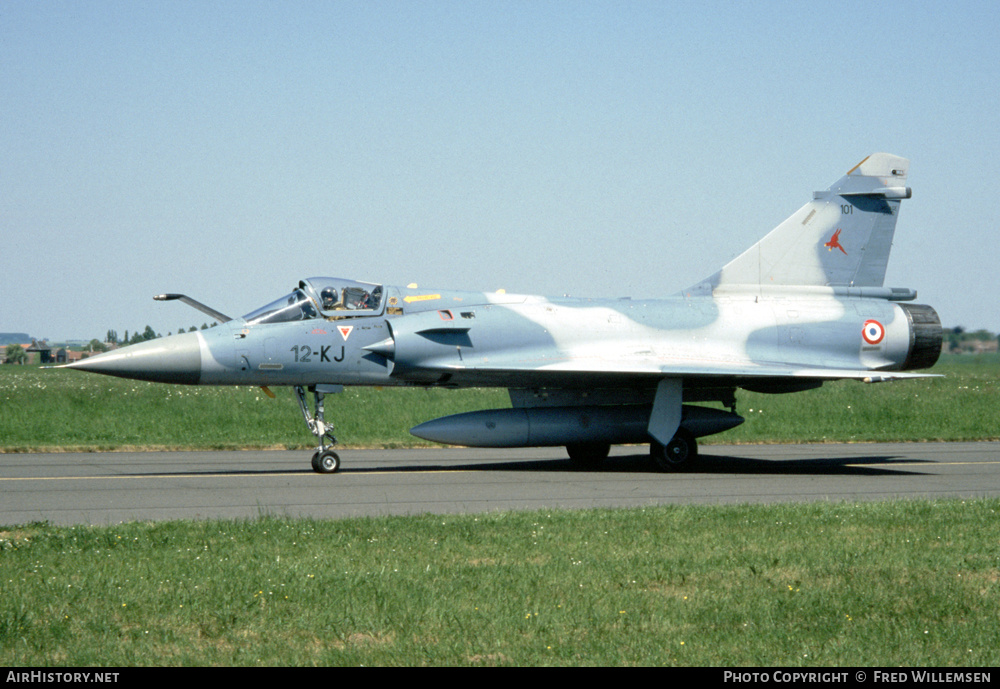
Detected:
left=294, top=385, right=343, bottom=473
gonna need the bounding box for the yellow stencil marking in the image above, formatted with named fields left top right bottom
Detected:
left=403, top=294, right=441, bottom=303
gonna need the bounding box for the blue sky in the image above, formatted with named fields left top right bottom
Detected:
left=3, top=0, right=999, bottom=341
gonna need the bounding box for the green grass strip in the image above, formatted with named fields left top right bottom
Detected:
left=2, top=499, right=998, bottom=666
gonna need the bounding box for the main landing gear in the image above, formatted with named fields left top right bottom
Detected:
left=649, top=428, right=698, bottom=471
left=565, top=430, right=699, bottom=472
left=294, top=385, right=343, bottom=474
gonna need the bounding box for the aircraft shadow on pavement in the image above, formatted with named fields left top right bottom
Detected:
left=346, top=451, right=933, bottom=477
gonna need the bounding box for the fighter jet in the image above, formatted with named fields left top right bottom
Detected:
left=64, top=153, right=942, bottom=473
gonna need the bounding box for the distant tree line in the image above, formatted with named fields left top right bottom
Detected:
left=944, top=327, right=998, bottom=354
left=103, top=323, right=219, bottom=347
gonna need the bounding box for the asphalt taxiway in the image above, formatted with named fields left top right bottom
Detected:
left=2, top=442, right=999, bottom=525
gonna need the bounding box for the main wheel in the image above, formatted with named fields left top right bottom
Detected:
left=650, top=429, right=697, bottom=472
left=566, top=442, right=611, bottom=470
left=311, top=449, right=341, bottom=474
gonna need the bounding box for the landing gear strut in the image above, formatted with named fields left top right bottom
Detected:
left=295, top=385, right=343, bottom=473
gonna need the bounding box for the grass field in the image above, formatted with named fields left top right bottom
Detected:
left=2, top=500, right=998, bottom=666
left=1, top=354, right=997, bottom=452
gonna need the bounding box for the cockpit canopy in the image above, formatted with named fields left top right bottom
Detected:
left=242, top=277, right=385, bottom=326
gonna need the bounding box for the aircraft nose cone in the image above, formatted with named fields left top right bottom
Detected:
left=65, top=332, right=202, bottom=385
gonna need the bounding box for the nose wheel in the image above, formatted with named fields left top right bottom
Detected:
left=295, top=385, right=343, bottom=473
left=311, top=448, right=341, bottom=474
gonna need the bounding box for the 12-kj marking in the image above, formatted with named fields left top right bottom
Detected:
left=290, top=345, right=344, bottom=363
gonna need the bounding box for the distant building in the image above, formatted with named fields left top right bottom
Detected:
left=947, top=338, right=999, bottom=355
left=2, top=340, right=115, bottom=364
left=25, top=340, right=54, bottom=365
left=55, top=348, right=90, bottom=364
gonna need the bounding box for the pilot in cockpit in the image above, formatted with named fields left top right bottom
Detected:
left=321, top=287, right=341, bottom=311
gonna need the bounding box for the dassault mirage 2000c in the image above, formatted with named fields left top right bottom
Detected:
left=64, top=153, right=942, bottom=473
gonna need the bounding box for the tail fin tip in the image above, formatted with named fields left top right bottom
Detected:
left=847, top=152, right=909, bottom=179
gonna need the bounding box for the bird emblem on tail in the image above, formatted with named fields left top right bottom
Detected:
left=824, top=229, right=847, bottom=255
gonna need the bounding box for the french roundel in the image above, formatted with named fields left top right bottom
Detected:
left=862, top=320, right=885, bottom=345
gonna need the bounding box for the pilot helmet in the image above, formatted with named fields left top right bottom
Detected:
left=321, top=287, right=339, bottom=309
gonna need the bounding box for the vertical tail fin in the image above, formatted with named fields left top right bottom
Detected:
left=690, top=153, right=911, bottom=292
